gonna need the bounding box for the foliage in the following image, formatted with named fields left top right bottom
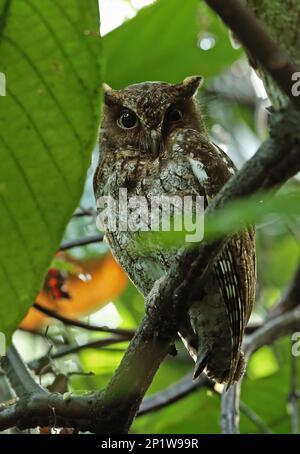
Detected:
left=103, top=0, right=242, bottom=88
left=0, top=0, right=103, bottom=340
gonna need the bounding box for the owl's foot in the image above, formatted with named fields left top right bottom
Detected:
left=145, top=276, right=165, bottom=316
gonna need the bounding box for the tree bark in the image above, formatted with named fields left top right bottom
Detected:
left=247, top=0, right=300, bottom=107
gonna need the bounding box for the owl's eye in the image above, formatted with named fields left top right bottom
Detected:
left=166, top=107, right=184, bottom=123
left=117, top=111, right=138, bottom=129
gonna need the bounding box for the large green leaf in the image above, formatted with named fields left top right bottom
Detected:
left=0, top=0, right=103, bottom=342
left=103, top=0, right=242, bottom=88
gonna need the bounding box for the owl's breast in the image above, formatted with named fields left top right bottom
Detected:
left=99, top=157, right=197, bottom=291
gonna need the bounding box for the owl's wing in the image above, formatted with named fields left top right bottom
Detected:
left=214, top=232, right=255, bottom=382
left=186, top=135, right=256, bottom=383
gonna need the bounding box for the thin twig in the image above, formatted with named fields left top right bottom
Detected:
left=52, top=340, right=128, bottom=358
left=267, top=262, right=300, bottom=319
left=33, top=302, right=134, bottom=338
left=244, top=307, right=300, bottom=358
left=221, top=382, right=241, bottom=434
left=138, top=373, right=212, bottom=416
left=139, top=369, right=273, bottom=434
left=139, top=372, right=273, bottom=436
left=18, top=327, right=65, bottom=345
left=239, top=401, right=273, bottom=434
left=59, top=233, right=103, bottom=251
left=28, top=337, right=129, bottom=373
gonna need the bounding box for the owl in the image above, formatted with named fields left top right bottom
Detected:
left=93, top=76, right=256, bottom=385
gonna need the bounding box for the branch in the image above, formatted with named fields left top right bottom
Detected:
left=138, top=373, right=212, bottom=416
left=139, top=373, right=273, bottom=435
left=0, top=345, right=101, bottom=432
left=59, top=233, right=103, bottom=251
left=2, top=299, right=298, bottom=433
left=33, top=302, right=134, bottom=338
left=1, top=345, right=47, bottom=398
left=0, top=349, right=208, bottom=431
left=0, top=390, right=95, bottom=432
left=18, top=327, right=65, bottom=345
left=239, top=401, right=273, bottom=434
left=267, top=262, right=300, bottom=319
left=221, top=382, right=241, bottom=434
left=28, top=337, right=129, bottom=374
left=205, top=0, right=300, bottom=110
left=244, top=307, right=300, bottom=358
left=244, top=258, right=300, bottom=357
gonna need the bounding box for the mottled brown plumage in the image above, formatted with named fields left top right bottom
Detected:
left=94, top=76, right=256, bottom=384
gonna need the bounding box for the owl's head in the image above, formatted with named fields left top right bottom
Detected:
left=100, top=76, right=205, bottom=158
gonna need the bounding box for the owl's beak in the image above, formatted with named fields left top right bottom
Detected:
left=149, top=129, right=161, bottom=158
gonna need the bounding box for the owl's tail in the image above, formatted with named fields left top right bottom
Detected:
left=194, top=348, right=246, bottom=386
left=178, top=321, right=247, bottom=386
left=193, top=348, right=209, bottom=380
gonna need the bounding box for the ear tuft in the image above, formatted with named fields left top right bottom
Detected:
left=103, top=82, right=112, bottom=93
left=182, top=75, right=204, bottom=97
left=102, top=83, right=121, bottom=106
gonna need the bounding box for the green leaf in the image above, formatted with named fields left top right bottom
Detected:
left=0, top=0, right=103, bottom=342
left=103, top=0, right=242, bottom=88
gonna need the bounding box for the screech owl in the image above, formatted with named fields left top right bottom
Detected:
left=93, top=76, right=256, bottom=385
